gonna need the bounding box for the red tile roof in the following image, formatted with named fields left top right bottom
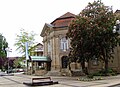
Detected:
left=51, top=12, right=76, bottom=28
left=57, top=12, right=76, bottom=19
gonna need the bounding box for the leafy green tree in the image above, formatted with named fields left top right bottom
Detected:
left=0, top=33, right=8, bottom=70
left=0, top=33, right=8, bottom=58
left=13, top=57, right=25, bottom=69
left=67, top=0, right=119, bottom=75
left=14, top=29, right=36, bottom=56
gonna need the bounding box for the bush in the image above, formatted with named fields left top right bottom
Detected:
left=93, top=68, right=117, bottom=76
left=40, top=67, right=45, bottom=70
left=87, top=74, right=94, bottom=78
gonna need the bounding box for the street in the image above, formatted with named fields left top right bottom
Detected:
left=0, top=72, right=120, bottom=87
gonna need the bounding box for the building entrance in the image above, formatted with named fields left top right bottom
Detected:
left=61, top=56, right=68, bottom=68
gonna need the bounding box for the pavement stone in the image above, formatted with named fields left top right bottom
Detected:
left=21, top=74, right=120, bottom=87
left=0, top=72, right=120, bottom=87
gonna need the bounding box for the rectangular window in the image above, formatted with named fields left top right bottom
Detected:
left=60, top=37, right=69, bottom=51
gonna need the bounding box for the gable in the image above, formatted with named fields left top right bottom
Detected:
left=40, top=23, right=54, bottom=37
left=34, top=43, right=43, bottom=52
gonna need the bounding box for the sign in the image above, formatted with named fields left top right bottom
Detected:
left=25, top=42, right=29, bottom=60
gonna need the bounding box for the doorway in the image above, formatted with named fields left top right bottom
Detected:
left=61, top=56, right=68, bottom=68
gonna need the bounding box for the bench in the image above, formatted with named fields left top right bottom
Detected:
left=32, top=77, right=51, bottom=83
left=23, top=77, right=58, bottom=86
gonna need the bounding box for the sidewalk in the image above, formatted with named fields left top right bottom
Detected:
left=89, top=75, right=120, bottom=87
left=0, top=71, right=14, bottom=76
left=53, top=75, right=120, bottom=87
left=20, top=74, right=120, bottom=87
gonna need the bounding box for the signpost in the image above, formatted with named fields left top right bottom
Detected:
left=5, top=47, right=12, bottom=74
left=25, top=42, right=29, bottom=74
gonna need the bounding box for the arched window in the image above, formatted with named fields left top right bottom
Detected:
left=60, top=37, right=68, bottom=51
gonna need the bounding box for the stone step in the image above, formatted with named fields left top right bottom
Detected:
left=71, top=70, right=84, bottom=76
left=45, top=71, right=61, bottom=76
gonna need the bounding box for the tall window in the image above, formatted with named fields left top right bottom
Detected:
left=60, top=37, right=68, bottom=51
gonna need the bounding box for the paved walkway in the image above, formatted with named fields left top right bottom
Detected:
left=21, top=74, right=120, bottom=87
left=0, top=72, right=120, bottom=87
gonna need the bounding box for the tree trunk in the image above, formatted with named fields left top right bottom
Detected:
left=105, top=58, right=108, bottom=75
left=81, top=60, right=88, bottom=75
left=68, top=61, right=72, bottom=76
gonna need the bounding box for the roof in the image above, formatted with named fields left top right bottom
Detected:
left=31, top=43, right=43, bottom=52
left=57, top=12, right=76, bottom=19
left=34, top=43, right=43, bottom=52
left=115, top=10, right=120, bottom=13
left=51, top=18, right=75, bottom=28
left=51, top=12, right=76, bottom=28
left=36, top=43, right=43, bottom=46
left=40, top=12, right=76, bottom=37
left=30, top=56, right=51, bottom=62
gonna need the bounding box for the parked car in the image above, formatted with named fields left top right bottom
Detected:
left=13, top=68, right=24, bottom=72
left=5, top=69, right=14, bottom=73
left=17, top=68, right=24, bottom=72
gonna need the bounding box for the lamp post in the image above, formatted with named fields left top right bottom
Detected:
left=5, top=47, right=12, bottom=74
left=113, top=20, right=120, bottom=72
left=113, top=20, right=120, bottom=34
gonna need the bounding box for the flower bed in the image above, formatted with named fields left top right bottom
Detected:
left=77, top=76, right=103, bottom=81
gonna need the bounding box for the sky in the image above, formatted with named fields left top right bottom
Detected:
left=0, top=0, right=120, bottom=57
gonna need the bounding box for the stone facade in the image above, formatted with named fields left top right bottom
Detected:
left=40, top=12, right=75, bottom=75
left=42, top=26, right=70, bottom=70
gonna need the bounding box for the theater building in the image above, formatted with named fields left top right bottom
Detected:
left=40, top=11, right=120, bottom=76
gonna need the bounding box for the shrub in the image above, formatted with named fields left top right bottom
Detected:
left=87, top=74, right=94, bottom=78
left=93, top=68, right=117, bottom=76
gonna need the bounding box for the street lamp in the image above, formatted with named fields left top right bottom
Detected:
left=113, top=20, right=120, bottom=34
left=5, top=47, right=12, bottom=74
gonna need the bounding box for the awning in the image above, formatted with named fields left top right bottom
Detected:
left=30, top=56, right=51, bottom=62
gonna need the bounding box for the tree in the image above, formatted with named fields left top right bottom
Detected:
left=14, top=29, right=36, bottom=56
left=0, top=33, right=8, bottom=57
left=0, top=33, right=8, bottom=70
left=13, top=57, right=25, bottom=69
left=66, top=0, right=119, bottom=75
